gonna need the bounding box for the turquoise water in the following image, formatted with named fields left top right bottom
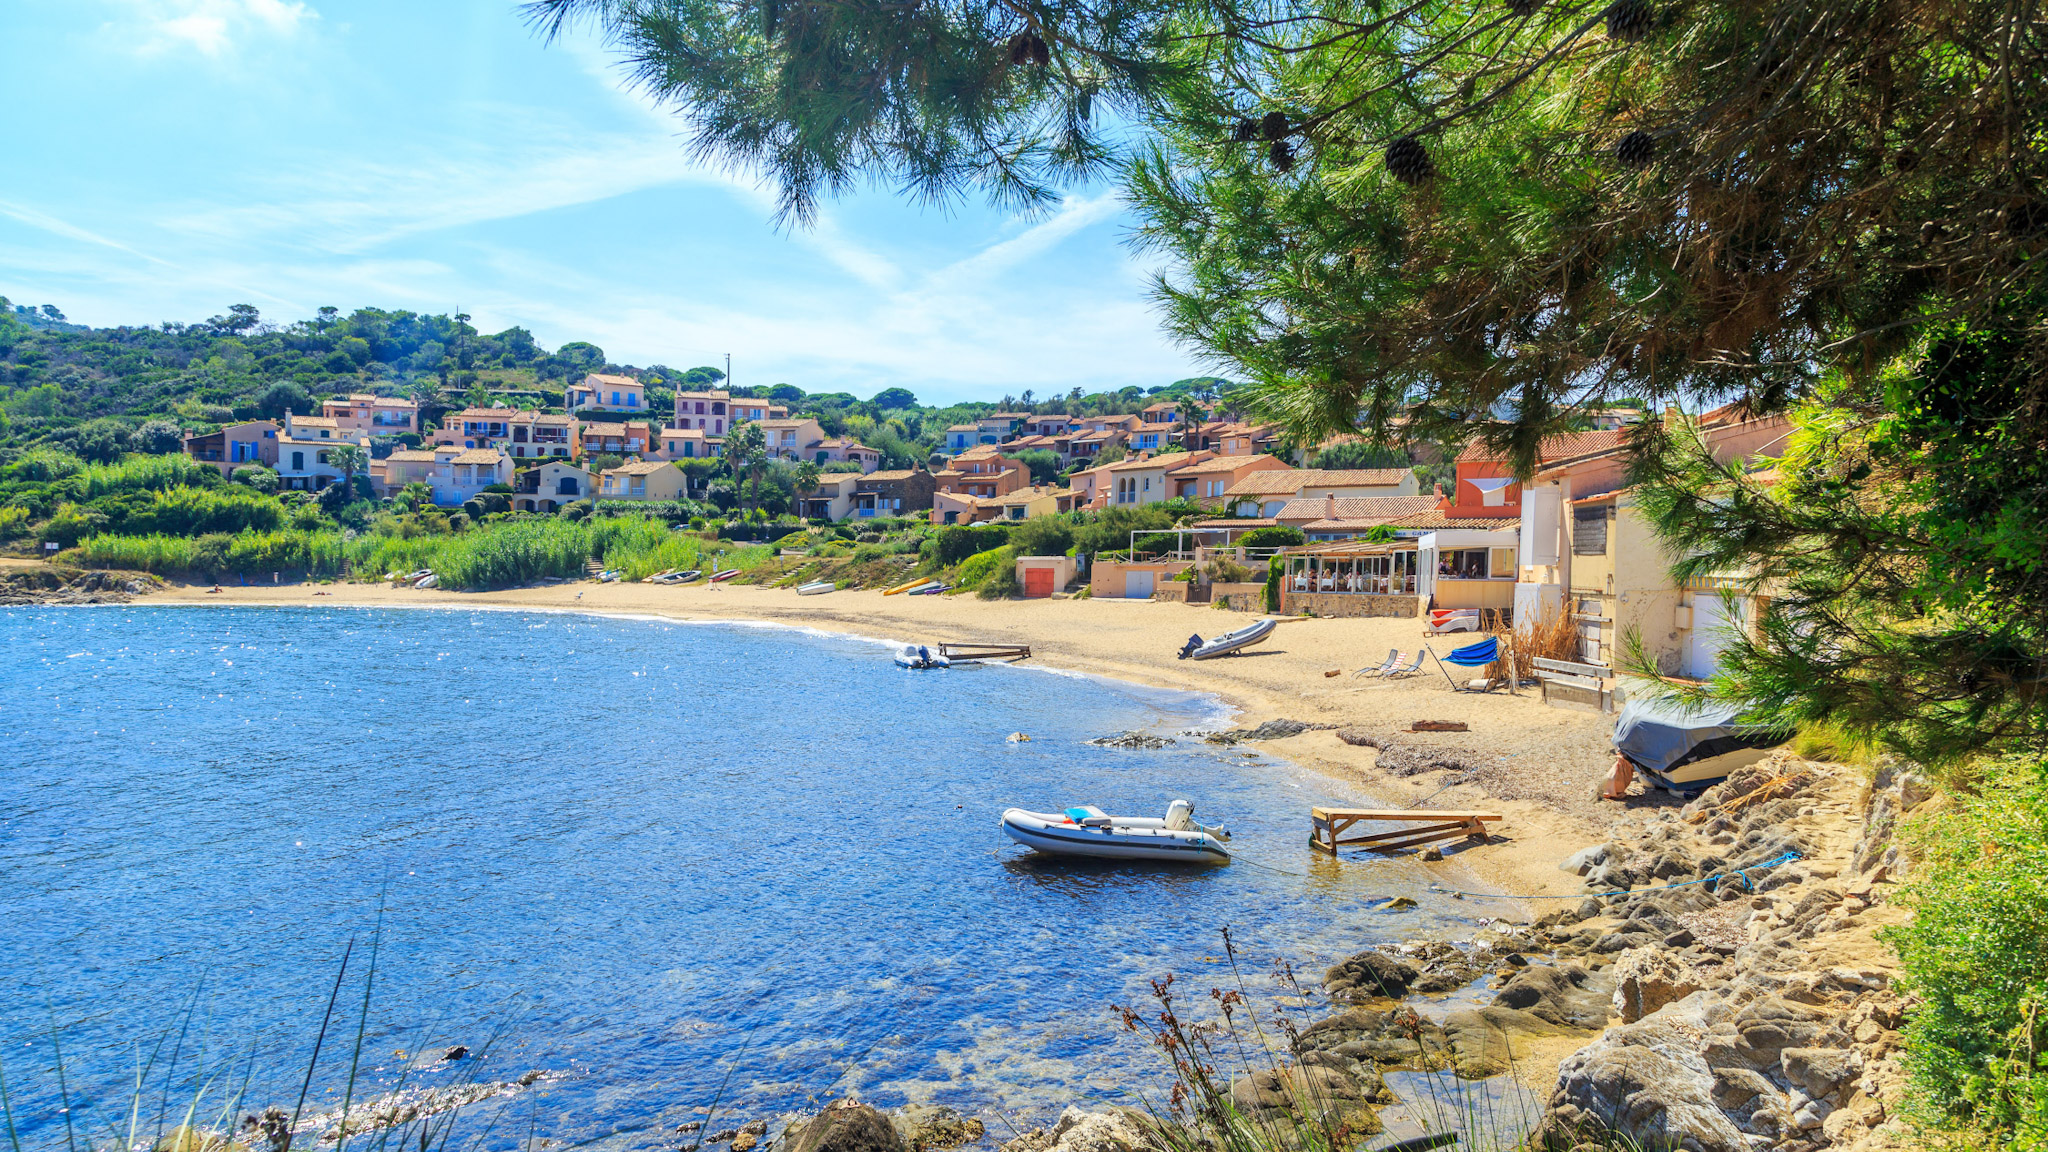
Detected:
left=0, top=606, right=1468, bottom=1148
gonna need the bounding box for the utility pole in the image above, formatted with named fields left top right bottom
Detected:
left=725, top=352, right=732, bottom=391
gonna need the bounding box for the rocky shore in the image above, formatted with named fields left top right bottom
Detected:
left=755, top=752, right=1922, bottom=1152
left=0, top=566, right=160, bottom=604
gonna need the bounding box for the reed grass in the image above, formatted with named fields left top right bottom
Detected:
left=66, top=455, right=219, bottom=501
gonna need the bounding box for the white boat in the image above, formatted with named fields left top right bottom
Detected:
left=1001, top=801, right=1231, bottom=863
left=414, top=573, right=437, bottom=589
left=894, top=644, right=951, bottom=669
left=1176, top=617, right=1277, bottom=660
left=798, top=580, right=835, bottom=595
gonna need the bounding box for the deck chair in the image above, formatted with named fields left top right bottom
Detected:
left=1352, top=648, right=1399, bottom=678
left=1382, top=651, right=1428, bottom=679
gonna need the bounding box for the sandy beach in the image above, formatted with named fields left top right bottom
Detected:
left=151, top=578, right=1647, bottom=903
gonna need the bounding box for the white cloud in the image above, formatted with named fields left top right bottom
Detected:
left=106, top=0, right=315, bottom=59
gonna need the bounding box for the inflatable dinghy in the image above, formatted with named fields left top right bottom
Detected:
left=1177, top=617, right=1277, bottom=660
left=1001, top=801, right=1231, bottom=863
left=894, top=644, right=950, bottom=669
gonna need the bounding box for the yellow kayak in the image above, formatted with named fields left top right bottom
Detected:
left=883, top=576, right=931, bottom=596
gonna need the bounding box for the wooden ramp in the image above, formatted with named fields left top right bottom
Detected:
left=1310, top=807, right=1502, bottom=854
left=938, top=642, right=1031, bottom=663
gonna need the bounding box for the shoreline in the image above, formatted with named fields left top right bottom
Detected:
left=140, top=576, right=1619, bottom=906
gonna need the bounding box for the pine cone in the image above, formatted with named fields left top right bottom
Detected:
left=1231, top=118, right=1259, bottom=143
left=1384, top=136, right=1434, bottom=186
left=1269, top=140, right=1295, bottom=173
left=1008, top=33, right=1030, bottom=65
left=1261, top=111, right=1289, bottom=141
left=1507, top=0, right=1541, bottom=14
left=1614, top=130, right=1655, bottom=167
left=1606, top=0, right=1653, bottom=41
left=1030, top=34, right=1050, bottom=66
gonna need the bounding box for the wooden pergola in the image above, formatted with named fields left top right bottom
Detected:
left=1282, top=540, right=1420, bottom=595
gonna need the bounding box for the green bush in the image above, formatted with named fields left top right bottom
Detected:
left=1010, top=514, right=1074, bottom=557
left=1887, top=754, right=2048, bottom=1142
left=935, top=525, right=1009, bottom=565
left=1263, top=554, right=1283, bottom=612
left=123, top=486, right=286, bottom=536
left=955, top=544, right=1016, bottom=593
left=1237, top=525, right=1306, bottom=550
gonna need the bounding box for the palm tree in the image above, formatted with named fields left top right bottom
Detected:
left=329, top=443, right=368, bottom=496
left=725, top=421, right=767, bottom=515
left=793, top=460, right=821, bottom=519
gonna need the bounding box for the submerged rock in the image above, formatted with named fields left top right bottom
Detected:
left=1324, top=949, right=1419, bottom=1000
left=1086, top=732, right=1174, bottom=749
left=1204, top=719, right=1334, bottom=745
left=787, top=1102, right=906, bottom=1152
left=893, top=1105, right=986, bottom=1152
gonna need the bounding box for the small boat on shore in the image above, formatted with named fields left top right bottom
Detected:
left=1613, top=698, right=1793, bottom=796
left=414, top=573, right=437, bottom=590
left=1177, top=617, right=1277, bottom=660
left=710, top=569, right=740, bottom=582
left=894, top=644, right=950, bottom=669
left=798, top=580, right=835, bottom=595
left=908, top=582, right=949, bottom=596
left=883, top=576, right=931, bottom=596
left=1001, top=801, right=1231, bottom=863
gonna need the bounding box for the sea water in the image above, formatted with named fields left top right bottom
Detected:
left=0, top=606, right=1477, bottom=1148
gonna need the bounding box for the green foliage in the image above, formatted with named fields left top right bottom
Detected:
left=1014, top=448, right=1063, bottom=484
left=935, top=525, right=1010, bottom=566
left=1010, top=514, right=1074, bottom=557
left=1235, top=525, right=1304, bottom=550
left=1069, top=506, right=1176, bottom=556
left=1263, top=554, right=1283, bottom=613
left=1888, top=755, right=2048, bottom=1143
left=955, top=544, right=1016, bottom=593
left=120, top=486, right=287, bottom=536
left=1312, top=440, right=1407, bottom=471
left=233, top=465, right=279, bottom=494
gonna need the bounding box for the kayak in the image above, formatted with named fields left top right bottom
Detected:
left=1000, top=801, right=1231, bottom=863
left=797, top=581, right=835, bottom=595
left=883, top=576, right=931, bottom=596
left=710, top=569, right=740, bottom=582
left=909, top=582, right=949, bottom=596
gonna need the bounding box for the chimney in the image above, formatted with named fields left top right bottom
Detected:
left=1664, top=404, right=1682, bottom=427
left=1326, top=492, right=1337, bottom=520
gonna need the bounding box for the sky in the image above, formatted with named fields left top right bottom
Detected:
left=0, top=0, right=1214, bottom=405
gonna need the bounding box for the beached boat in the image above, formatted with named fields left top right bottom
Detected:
left=798, top=580, right=835, bottom=595
left=1613, top=698, right=1793, bottom=795
left=894, top=644, right=951, bottom=669
left=414, top=573, right=437, bottom=589
left=655, top=569, right=702, bottom=585
left=1000, top=801, right=1231, bottom=863
left=710, top=569, right=740, bottom=582
left=908, top=582, right=949, bottom=596
left=1177, top=617, right=1277, bottom=660
left=883, top=576, right=930, bottom=596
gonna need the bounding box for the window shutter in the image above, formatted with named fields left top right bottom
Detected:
left=1572, top=508, right=1608, bottom=555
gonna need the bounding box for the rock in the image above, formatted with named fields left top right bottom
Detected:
left=1418, top=846, right=1443, bottom=862
left=1296, top=1007, right=1451, bottom=1069
left=1087, top=732, right=1173, bottom=749
left=1228, top=1059, right=1385, bottom=1133
left=710, top=1129, right=741, bottom=1143
left=154, top=1126, right=232, bottom=1152
left=1611, top=947, right=1714, bottom=1024
left=893, top=1105, right=985, bottom=1152
left=1781, top=1047, right=1860, bottom=1102
left=1024, top=1106, right=1158, bottom=1152
left=1205, top=719, right=1334, bottom=744
left=516, top=1070, right=544, bottom=1086
left=1560, top=845, right=1610, bottom=875
left=1410, top=720, right=1468, bottom=732
left=733, top=1133, right=759, bottom=1151
left=1325, top=950, right=1419, bottom=1000
left=742, top=1120, right=769, bottom=1136
left=1491, top=964, right=1611, bottom=1029
left=787, top=1102, right=906, bottom=1152
left=1576, top=897, right=1603, bottom=920
left=442, top=1045, right=469, bottom=1061
left=1541, top=994, right=1750, bottom=1152
left=678, top=1122, right=705, bottom=1133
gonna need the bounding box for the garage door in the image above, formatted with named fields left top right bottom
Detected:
left=1024, top=567, right=1055, bottom=598
left=1688, top=596, right=1747, bottom=679
left=1125, top=570, right=1155, bottom=600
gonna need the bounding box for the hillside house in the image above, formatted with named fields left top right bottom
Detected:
left=322, top=394, right=418, bottom=435
left=568, top=373, right=646, bottom=413
left=513, top=461, right=595, bottom=513
left=598, top=460, right=686, bottom=501
left=183, top=421, right=279, bottom=476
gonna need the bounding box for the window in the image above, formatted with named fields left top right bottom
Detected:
left=1438, top=548, right=1491, bottom=579
left=1572, top=507, right=1609, bottom=555
left=1490, top=547, right=1517, bottom=579
left=291, top=451, right=304, bottom=471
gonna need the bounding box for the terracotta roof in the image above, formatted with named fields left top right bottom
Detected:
left=603, top=460, right=671, bottom=476
left=583, top=373, right=640, bottom=387
left=1457, top=428, right=1626, bottom=464
left=1169, top=452, right=1284, bottom=477
left=1276, top=495, right=1439, bottom=523
left=1104, top=453, right=1189, bottom=471
left=1191, top=518, right=1278, bottom=528
left=453, top=449, right=504, bottom=465
left=1389, top=510, right=1520, bottom=531
left=861, top=470, right=923, bottom=482
left=757, top=418, right=814, bottom=428
left=676, top=389, right=731, bottom=400
left=455, top=407, right=522, bottom=419
left=1222, top=467, right=1412, bottom=497
left=384, top=450, right=438, bottom=462
left=581, top=422, right=646, bottom=437
left=947, top=424, right=980, bottom=432
left=290, top=415, right=339, bottom=428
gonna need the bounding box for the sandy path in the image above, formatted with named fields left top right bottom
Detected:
left=147, top=578, right=1652, bottom=904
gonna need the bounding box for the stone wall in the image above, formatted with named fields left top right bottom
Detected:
left=1211, top=582, right=1267, bottom=611
left=1282, top=591, right=1422, bottom=618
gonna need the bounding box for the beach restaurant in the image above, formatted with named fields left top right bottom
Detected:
left=1278, top=518, right=1520, bottom=617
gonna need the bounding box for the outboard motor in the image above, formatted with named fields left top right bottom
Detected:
left=1177, top=634, right=1204, bottom=660
left=1164, top=799, right=1194, bottom=830
left=916, top=645, right=933, bottom=668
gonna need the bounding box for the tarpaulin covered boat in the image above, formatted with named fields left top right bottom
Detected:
left=1613, top=697, right=1792, bottom=795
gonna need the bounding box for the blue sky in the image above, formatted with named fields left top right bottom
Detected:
left=0, top=0, right=1212, bottom=404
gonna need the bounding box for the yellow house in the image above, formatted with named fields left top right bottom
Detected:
left=598, top=460, right=687, bottom=501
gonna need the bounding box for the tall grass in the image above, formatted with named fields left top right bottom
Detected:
left=425, top=519, right=593, bottom=589
left=68, top=454, right=220, bottom=500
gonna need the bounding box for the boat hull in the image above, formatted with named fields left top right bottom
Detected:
left=1185, top=617, right=1277, bottom=660
left=1000, top=809, right=1230, bottom=863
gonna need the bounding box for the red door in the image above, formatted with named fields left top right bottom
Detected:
left=1024, top=567, right=1055, bottom=598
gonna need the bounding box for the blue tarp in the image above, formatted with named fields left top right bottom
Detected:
left=1442, top=637, right=1499, bottom=666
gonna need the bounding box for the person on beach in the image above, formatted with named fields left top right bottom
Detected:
left=1601, top=752, right=1635, bottom=800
